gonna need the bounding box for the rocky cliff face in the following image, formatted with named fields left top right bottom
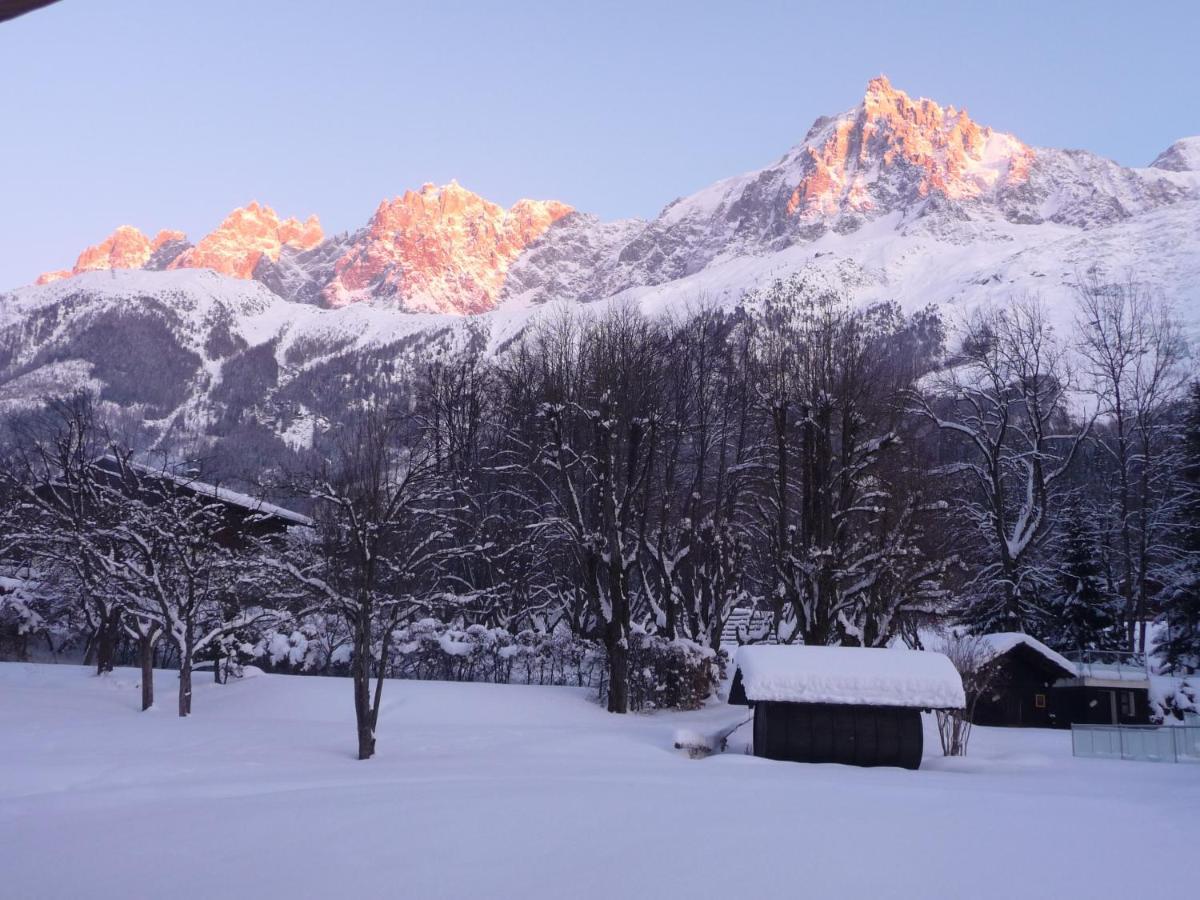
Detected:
left=169, top=202, right=323, bottom=280
left=322, top=182, right=572, bottom=314
left=789, top=76, right=1034, bottom=217
left=36, top=226, right=187, bottom=284
left=33, top=187, right=570, bottom=315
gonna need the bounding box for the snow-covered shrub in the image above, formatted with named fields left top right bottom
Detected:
left=1152, top=679, right=1198, bottom=724
left=604, top=628, right=725, bottom=712
left=390, top=618, right=603, bottom=687
left=243, top=616, right=349, bottom=676
left=0, top=573, right=76, bottom=663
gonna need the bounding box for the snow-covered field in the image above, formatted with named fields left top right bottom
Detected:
left=2, top=663, right=1196, bottom=900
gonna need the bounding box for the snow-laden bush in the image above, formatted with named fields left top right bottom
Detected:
left=604, top=627, right=725, bottom=712
left=1152, top=679, right=1198, bottom=723
left=0, top=573, right=77, bottom=663
left=390, top=618, right=605, bottom=687
left=243, top=614, right=722, bottom=710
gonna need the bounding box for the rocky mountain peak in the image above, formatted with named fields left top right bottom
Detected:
left=1150, top=137, right=1200, bottom=172
left=786, top=77, right=1035, bottom=218
left=169, top=202, right=323, bottom=280
left=322, top=182, right=572, bottom=314
left=36, top=224, right=163, bottom=285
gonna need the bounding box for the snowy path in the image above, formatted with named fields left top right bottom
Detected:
left=1, top=663, right=1196, bottom=900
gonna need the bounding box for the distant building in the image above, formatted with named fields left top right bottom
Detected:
left=91, top=456, right=311, bottom=549
left=970, top=634, right=1152, bottom=728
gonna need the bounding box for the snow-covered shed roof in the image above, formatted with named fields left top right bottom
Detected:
left=734, top=645, right=965, bottom=710
left=975, top=633, right=1076, bottom=678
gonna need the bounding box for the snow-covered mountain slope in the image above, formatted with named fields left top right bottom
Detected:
left=0, top=269, right=509, bottom=457
left=1151, top=137, right=1200, bottom=173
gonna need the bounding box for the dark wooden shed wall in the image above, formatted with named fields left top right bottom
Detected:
left=752, top=701, right=923, bottom=770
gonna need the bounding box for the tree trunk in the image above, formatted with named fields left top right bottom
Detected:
left=178, top=653, right=192, bottom=717
left=95, top=609, right=119, bottom=675
left=82, top=631, right=97, bottom=668
left=353, top=665, right=375, bottom=760
left=139, top=635, right=155, bottom=711
left=605, top=619, right=629, bottom=714
left=352, top=612, right=375, bottom=759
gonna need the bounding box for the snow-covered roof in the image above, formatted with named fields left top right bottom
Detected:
left=97, top=456, right=312, bottom=527
left=974, top=633, right=1076, bottom=677
left=165, top=474, right=313, bottom=528
left=735, top=645, right=965, bottom=709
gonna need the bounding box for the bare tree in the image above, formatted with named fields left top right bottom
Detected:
left=104, top=456, right=265, bottom=717
left=913, top=299, right=1092, bottom=632
left=1075, top=274, right=1188, bottom=650
left=636, top=303, right=755, bottom=649
left=1, top=395, right=130, bottom=673
left=749, top=279, right=948, bottom=645
left=934, top=633, right=1001, bottom=756
left=261, top=406, right=452, bottom=758
left=498, top=304, right=667, bottom=712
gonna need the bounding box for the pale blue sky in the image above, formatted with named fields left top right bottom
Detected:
left=2, top=0, right=1196, bottom=287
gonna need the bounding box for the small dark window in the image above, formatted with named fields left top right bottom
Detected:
left=1120, top=691, right=1136, bottom=717
left=1034, top=693, right=1046, bottom=709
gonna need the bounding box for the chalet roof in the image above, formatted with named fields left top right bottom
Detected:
left=162, top=474, right=313, bottom=528
left=95, top=456, right=312, bottom=527
left=734, top=645, right=965, bottom=709
left=975, top=633, right=1077, bottom=679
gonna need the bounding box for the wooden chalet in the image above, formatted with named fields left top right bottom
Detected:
left=90, top=456, right=311, bottom=549
left=970, top=634, right=1152, bottom=729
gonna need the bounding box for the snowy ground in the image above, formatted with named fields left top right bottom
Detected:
left=2, top=663, right=1196, bottom=900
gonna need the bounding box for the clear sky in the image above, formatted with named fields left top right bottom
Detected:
left=2, top=0, right=1196, bottom=288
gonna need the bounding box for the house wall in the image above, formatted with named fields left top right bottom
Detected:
left=971, top=654, right=1063, bottom=728
left=1052, top=685, right=1151, bottom=726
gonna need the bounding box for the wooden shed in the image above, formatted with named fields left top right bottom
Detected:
left=729, top=645, right=965, bottom=770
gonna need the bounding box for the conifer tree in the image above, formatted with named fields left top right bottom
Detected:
left=1049, top=509, right=1119, bottom=652
left=1159, top=382, right=1200, bottom=673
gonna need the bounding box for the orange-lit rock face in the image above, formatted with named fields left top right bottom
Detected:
left=35, top=269, right=71, bottom=285
left=324, top=181, right=572, bottom=314
left=170, top=202, right=323, bottom=279
left=36, top=225, right=159, bottom=284
left=787, top=76, right=1036, bottom=218
left=151, top=229, right=187, bottom=250
left=73, top=225, right=154, bottom=273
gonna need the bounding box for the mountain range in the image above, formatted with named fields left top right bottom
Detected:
left=2, top=76, right=1198, bottom=474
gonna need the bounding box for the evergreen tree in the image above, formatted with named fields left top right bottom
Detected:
left=1159, top=382, right=1200, bottom=673
left=1049, top=509, right=1118, bottom=652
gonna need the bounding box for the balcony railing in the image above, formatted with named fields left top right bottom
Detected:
left=1064, top=648, right=1148, bottom=682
